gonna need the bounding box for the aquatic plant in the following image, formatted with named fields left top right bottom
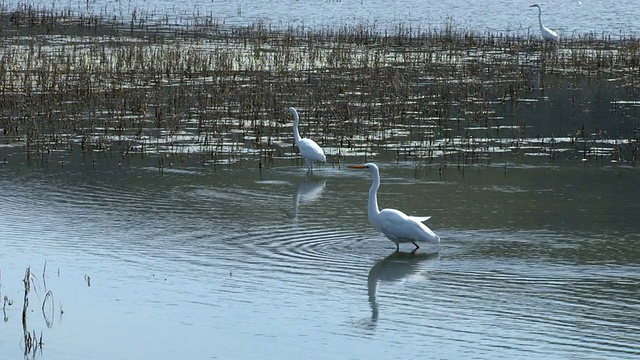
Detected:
left=0, top=6, right=638, bottom=168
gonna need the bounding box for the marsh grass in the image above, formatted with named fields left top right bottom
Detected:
left=11, top=262, right=60, bottom=357
left=1, top=270, right=12, bottom=323
left=21, top=267, right=41, bottom=357
left=0, top=6, right=639, bottom=168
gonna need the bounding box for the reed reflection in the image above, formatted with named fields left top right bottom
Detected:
left=366, top=251, right=439, bottom=328
left=292, top=172, right=326, bottom=220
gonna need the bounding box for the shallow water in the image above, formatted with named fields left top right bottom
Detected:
left=1, top=154, right=639, bottom=359
left=18, top=0, right=640, bottom=36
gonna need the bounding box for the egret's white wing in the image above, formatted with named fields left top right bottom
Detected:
left=376, top=208, right=439, bottom=244
left=378, top=209, right=425, bottom=240
left=297, top=138, right=326, bottom=162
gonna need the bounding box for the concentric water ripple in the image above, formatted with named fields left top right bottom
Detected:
left=223, top=224, right=372, bottom=288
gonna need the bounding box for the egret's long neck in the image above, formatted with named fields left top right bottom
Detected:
left=292, top=113, right=302, bottom=144
left=368, top=168, right=381, bottom=218
left=537, top=8, right=544, bottom=30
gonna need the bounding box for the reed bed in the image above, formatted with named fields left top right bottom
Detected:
left=0, top=6, right=639, bottom=168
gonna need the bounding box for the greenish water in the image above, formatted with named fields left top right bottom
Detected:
left=1, top=153, right=638, bottom=359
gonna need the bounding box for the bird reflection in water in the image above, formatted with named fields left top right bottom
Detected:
left=365, top=251, right=439, bottom=329
left=292, top=172, right=326, bottom=220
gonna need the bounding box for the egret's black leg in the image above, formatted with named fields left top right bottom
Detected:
left=395, top=243, right=399, bottom=252
left=412, top=242, right=420, bottom=250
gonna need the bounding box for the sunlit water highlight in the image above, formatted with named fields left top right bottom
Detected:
left=1, top=155, right=639, bottom=359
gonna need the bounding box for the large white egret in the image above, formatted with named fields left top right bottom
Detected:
left=288, top=107, right=326, bottom=171
left=348, top=163, right=440, bottom=252
left=530, top=4, right=559, bottom=42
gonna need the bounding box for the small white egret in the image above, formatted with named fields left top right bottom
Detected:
left=288, top=107, right=326, bottom=171
left=348, top=163, right=440, bottom=252
left=530, top=3, right=559, bottom=42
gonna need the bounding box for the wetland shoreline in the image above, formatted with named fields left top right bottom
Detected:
left=0, top=5, right=638, bottom=168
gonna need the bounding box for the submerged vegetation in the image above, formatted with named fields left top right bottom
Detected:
left=0, top=5, right=639, bottom=169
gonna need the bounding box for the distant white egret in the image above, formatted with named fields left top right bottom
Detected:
left=348, top=163, right=440, bottom=252
left=530, top=3, right=559, bottom=42
left=288, top=107, right=326, bottom=171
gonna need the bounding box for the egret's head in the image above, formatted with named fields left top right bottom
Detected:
left=529, top=3, right=541, bottom=9
left=288, top=107, right=298, bottom=116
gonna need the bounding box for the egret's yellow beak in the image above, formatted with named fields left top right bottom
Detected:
left=348, top=165, right=368, bottom=169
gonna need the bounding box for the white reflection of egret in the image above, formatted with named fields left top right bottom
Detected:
left=292, top=172, right=326, bottom=220
left=367, top=251, right=439, bottom=327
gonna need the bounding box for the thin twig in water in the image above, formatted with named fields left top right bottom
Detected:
left=42, top=260, right=48, bottom=292
left=42, top=290, right=55, bottom=328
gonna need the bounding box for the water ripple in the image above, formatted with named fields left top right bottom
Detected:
left=223, top=224, right=371, bottom=289
left=2, top=163, right=639, bottom=359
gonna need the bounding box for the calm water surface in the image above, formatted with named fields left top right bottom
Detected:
left=1, top=154, right=639, bottom=359
left=19, top=0, right=640, bottom=36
